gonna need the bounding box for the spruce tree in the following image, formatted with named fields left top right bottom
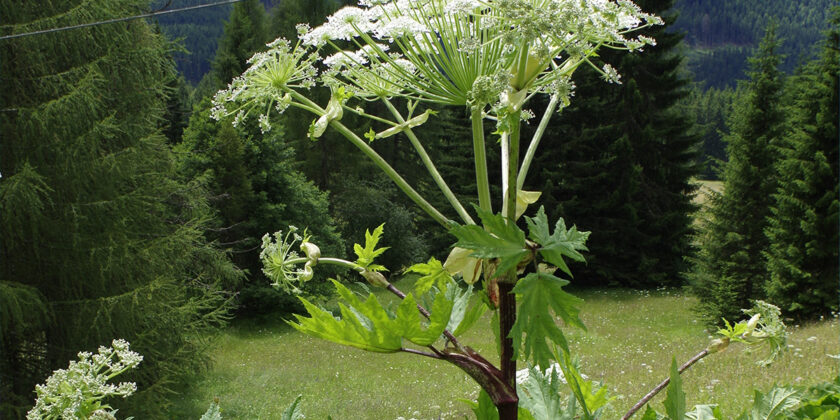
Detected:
left=192, top=0, right=269, bottom=99
left=529, top=0, right=701, bottom=287
left=763, top=13, right=839, bottom=320
left=0, top=0, right=238, bottom=416
left=176, top=101, right=345, bottom=314
left=691, top=24, right=786, bottom=324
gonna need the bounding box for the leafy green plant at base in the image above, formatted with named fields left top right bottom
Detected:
left=640, top=369, right=840, bottom=419
left=624, top=301, right=789, bottom=419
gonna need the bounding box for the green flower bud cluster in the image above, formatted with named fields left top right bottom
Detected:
left=260, top=227, right=314, bottom=293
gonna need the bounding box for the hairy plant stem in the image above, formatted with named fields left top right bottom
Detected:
left=621, top=349, right=711, bottom=420
left=382, top=99, right=475, bottom=225
left=497, top=114, right=522, bottom=420
left=517, top=94, right=559, bottom=190
left=472, top=107, right=492, bottom=212
left=287, top=91, right=451, bottom=227
left=401, top=348, right=441, bottom=359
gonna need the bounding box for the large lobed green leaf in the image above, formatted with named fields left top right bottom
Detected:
left=518, top=364, right=578, bottom=420
left=450, top=205, right=530, bottom=277
left=289, top=280, right=454, bottom=352
left=525, top=206, right=590, bottom=277
left=738, top=386, right=802, bottom=420
left=509, top=272, right=585, bottom=368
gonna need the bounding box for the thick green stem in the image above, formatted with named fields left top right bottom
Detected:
left=497, top=116, right=523, bottom=420
left=471, top=107, right=492, bottom=213
left=288, top=91, right=451, bottom=227
left=382, top=99, right=475, bottom=225
left=517, top=94, right=559, bottom=190
left=317, top=257, right=364, bottom=272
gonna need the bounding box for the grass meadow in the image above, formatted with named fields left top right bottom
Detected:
left=170, top=279, right=838, bottom=419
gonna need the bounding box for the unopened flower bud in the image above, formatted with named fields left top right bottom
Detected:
left=744, top=313, right=761, bottom=334
left=707, top=337, right=730, bottom=354
left=300, top=242, right=320, bottom=266
left=300, top=263, right=314, bottom=282
left=361, top=269, right=389, bottom=288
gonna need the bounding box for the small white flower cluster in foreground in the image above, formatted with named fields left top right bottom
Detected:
left=27, top=339, right=142, bottom=420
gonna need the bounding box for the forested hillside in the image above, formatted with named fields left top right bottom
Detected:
left=673, top=0, right=832, bottom=88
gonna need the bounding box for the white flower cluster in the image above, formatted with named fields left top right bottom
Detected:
left=299, top=0, right=659, bottom=109
left=210, top=38, right=319, bottom=133
left=210, top=0, right=661, bottom=138
left=27, top=339, right=142, bottom=420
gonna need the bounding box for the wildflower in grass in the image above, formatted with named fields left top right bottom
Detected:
left=27, top=339, right=142, bottom=420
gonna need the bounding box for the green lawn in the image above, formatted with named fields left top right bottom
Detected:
left=170, top=281, right=838, bottom=419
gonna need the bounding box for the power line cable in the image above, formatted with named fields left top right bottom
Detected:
left=0, top=0, right=244, bottom=41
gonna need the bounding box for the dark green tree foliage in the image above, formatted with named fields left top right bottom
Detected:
left=690, top=25, right=787, bottom=324
left=270, top=0, right=345, bottom=41
left=528, top=0, right=700, bottom=288
left=154, top=0, right=234, bottom=83
left=330, top=174, right=430, bottom=271
left=191, top=0, right=269, bottom=99
left=212, top=0, right=268, bottom=86
left=176, top=101, right=344, bottom=315
left=680, top=85, right=741, bottom=179
left=764, top=14, right=839, bottom=320
left=0, top=0, right=239, bottom=416
left=162, top=74, right=193, bottom=143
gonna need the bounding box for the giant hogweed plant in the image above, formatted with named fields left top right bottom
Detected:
left=211, top=0, right=784, bottom=418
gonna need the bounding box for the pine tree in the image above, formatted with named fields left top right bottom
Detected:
left=270, top=0, right=346, bottom=41
left=192, top=0, right=269, bottom=99
left=0, top=1, right=238, bottom=416
left=691, top=23, right=787, bottom=324
left=528, top=0, right=701, bottom=288
left=763, top=12, right=839, bottom=320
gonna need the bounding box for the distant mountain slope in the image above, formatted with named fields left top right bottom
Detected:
left=153, top=0, right=282, bottom=83
left=672, top=0, right=833, bottom=88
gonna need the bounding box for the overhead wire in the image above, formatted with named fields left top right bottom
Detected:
left=0, top=0, right=244, bottom=41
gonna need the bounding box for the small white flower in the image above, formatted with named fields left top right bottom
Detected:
left=374, top=16, right=429, bottom=40
left=324, top=50, right=368, bottom=69
left=601, top=64, right=621, bottom=84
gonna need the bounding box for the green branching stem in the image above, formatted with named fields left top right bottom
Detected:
left=472, top=107, right=492, bottom=212
left=517, top=94, right=559, bottom=190
left=342, top=104, right=401, bottom=127
left=381, top=99, right=475, bottom=225
left=621, top=349, right=710, bottom=420
left=287, top=91, right=451, bottom=227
